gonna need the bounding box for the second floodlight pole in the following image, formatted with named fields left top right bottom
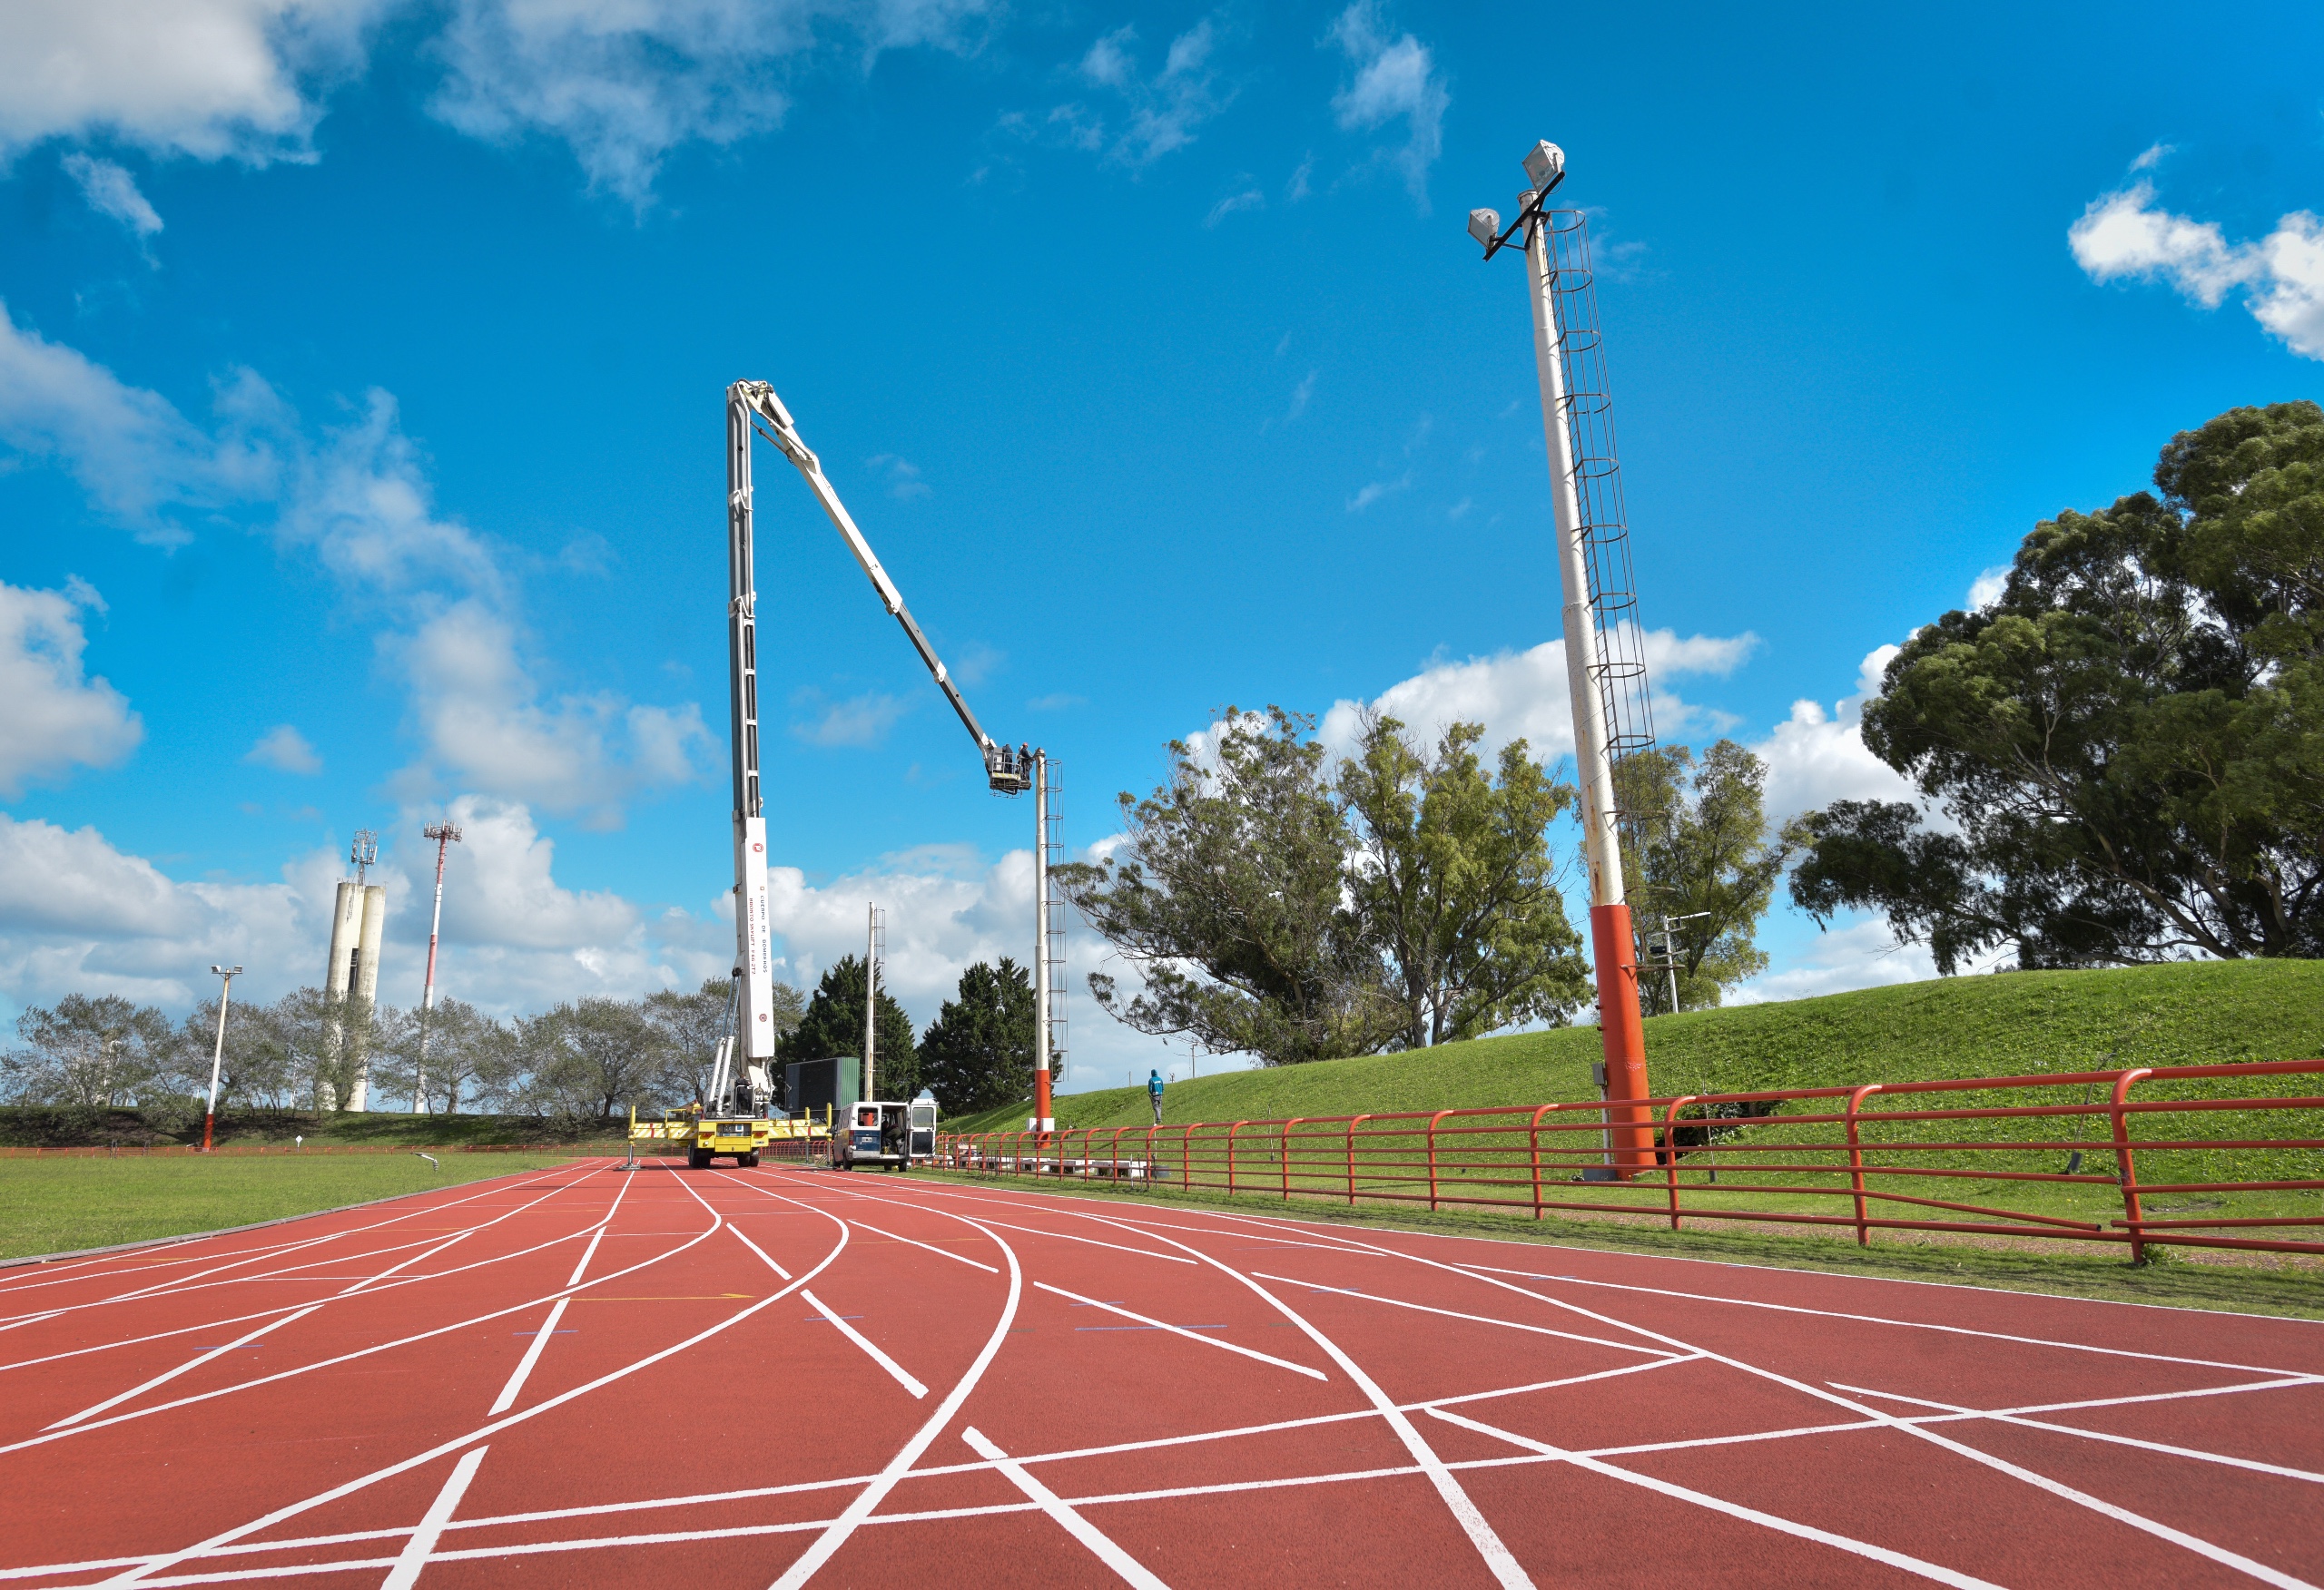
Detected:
left=864, top=904, right=878, bottom=1103
left=414, top=820, right=462, bottom=1114
left=1033, top=749, right=1053, bottom=1134
left=1511, top=142, right=1654, bottom=1175
left=202, top=964, right=241, bottom=1153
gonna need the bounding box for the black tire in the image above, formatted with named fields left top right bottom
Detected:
left=687, top=1147, right=707, bottom=1169
left=741, top=1152, right=760, bottom=1168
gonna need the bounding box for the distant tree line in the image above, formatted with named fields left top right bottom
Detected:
left=2, top=953, right=1049, bottom=1126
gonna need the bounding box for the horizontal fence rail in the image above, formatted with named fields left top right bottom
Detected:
left=935, top=1061, right=2324, bottom=1260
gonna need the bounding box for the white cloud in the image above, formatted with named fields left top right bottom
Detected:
left=61, top=152, right=162, bottom=238
left=276, top=388, right=502, bottom=599
left=1727, top=916, right=1939, bottom=1005
left=1205, top=186, right=1264, bottom=227
left=394, top=602, right=707, bottom=823
left=1966, top=564, right=2009, bottom=611
left=1059, top=18, right=1231, bottom=169
left=2070, top=177, right=2324, bottom=360
left=1285, top=369, right=1315, bottom=422
left=0, top=580, right=143, bottom=796
left=792, top=688, right=910, bottom=748
left=1317, top=627, right=1758, bottom=770
left=0, top=0, right=379, bottom=163
left=1346, top=471, right=1409, bottom=512
left=1324, top=1, right=1447, bottom=210
left=864, top=453, right=931, bottom=499
left=1748, top=644, right=1917, bottom=824
left=244, top=723, right=321, bottom=774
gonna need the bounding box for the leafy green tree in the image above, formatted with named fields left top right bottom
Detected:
left=1059, top=706, right=1397, bottom=1066
left=1336, top=714, right=1590, bottom=1046
left=644, top=977, right=800, bottom=1105
left=517, top=998, right=661, bottom=1122
left=1616, top=740, right=1787, bottom=1013
left=2, top=994, right=172, bottom=1107
left=781, top=955, right=920, bottom=1100
left=1789, top=401, right=2324, bottom=970
left=918, top=958, right=1037, bottom=1114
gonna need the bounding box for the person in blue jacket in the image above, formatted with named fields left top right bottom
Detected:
left=1147, top=1068, right=1165, bottom=1125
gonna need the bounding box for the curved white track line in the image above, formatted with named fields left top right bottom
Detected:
left=961, top=1426, right=1170, bottom=1588
left=0, top=1170, right=720, bottom=1458
left=760, top=1172, right=1022, bottom=1590
left=91, top=1176, right=849, bottom=1589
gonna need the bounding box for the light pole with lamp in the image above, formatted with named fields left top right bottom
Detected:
left=1469, top=140, right=1658, bottom=1176
left=202, top=965, right=241, bottom=1153
left=414, top=820, right=463, bottom=1113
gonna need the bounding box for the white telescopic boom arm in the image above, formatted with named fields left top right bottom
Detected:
left=733, top=380, right=1017, bottom=780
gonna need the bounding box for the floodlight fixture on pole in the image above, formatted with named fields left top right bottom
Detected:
left=1470, top=137, right=1659, bottom=1176
left=414, top=820, right=463, bottom=1114
left=202, top=965, right=241, bottom=1153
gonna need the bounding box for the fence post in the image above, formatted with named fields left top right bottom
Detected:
left=1227, top=1122, right=1248, bottom=1196
left=2111, top=1068, right=2155, bottom=1263
left=1111, top=1126, right=1128, bottom=1180
left=1846, top=1084, right=1883, bottom=1247
left=1426, top=1111, right=1452, bottom=1212
left=1145, top=1123, right=1157, bottom=1184
left=1346, top=1115, right=1371, bottom=1206
left=1662, top=1096, right=1698, bottom=1231
left=1529, top=1104, right=1555, bottom=1219
left=1281, top=1119, right=1303, bottom=1200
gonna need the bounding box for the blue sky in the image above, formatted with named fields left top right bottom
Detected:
left=1, top=0, right=2319, bottom=1093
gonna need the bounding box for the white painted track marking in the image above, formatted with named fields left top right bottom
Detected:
left=1429, top=1407, right=2007, bottom=1590
left=88, top=1173, right=846, bottom=1589
left=1450, top=1260, right=2320, bottom=1379
left=846, top=1218, right=999, bottom=1273
left=960, top=1426, right=1172, bottom=1588
left=1834, top=1381, right=2324, bottom=1485
left=932, top=1212, right=1195, bottom=1264
left=765, top=1183, right=1023, bottom=1590
left=489, top=1298, right=570, bottom=1416
left=379, top=1446, right=489, bottom=1590
left=1032, top=1281, right=1326, bottom=1380
left=0, top=1173, right=721, bottom=1457
left=799, top=1288, right=928, bottom=1399
left=44, top=1304, right=321, bottom=1429
left=1302, top=1222, right=2324, bottom=1590
left=1250, top=1271, right=1683, bottom=1359
left=1029, top=1200, right=1535, bottom=1590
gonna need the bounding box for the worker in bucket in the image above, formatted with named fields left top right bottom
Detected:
left=1147, top=1068, right=1165, bottom=1125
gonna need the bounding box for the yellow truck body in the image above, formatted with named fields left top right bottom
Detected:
left=629, top=1106, right=825, bottom=1168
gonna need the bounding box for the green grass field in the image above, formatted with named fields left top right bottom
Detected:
left=0, top=1105, right=634, bottom=1152
left=0, top=1153, right=588, bottom=1262
left=961, top=958, right=2324, bottom=1134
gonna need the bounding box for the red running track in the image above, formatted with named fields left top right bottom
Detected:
left=2, top=1159, right=2319, bottom=1588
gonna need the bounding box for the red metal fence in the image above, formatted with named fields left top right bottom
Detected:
left=936, top=1060, right=2324, bottom=1260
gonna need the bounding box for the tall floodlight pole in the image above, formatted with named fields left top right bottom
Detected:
left=864, top=904, right=879, bottom=1102
left=1471, top=141, right=1657, bottom=1175
left=1032, top=749, right=1053, bottom=1133
left=414, top=820, right=463, bottom=1113
left=202, top=965, right=241, bottom=1153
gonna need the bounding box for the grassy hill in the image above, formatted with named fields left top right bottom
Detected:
left=946, top=958, right=2324, bottom=1134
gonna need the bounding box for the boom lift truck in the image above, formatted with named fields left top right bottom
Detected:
left=719, top=379, right=1033, bottom=1171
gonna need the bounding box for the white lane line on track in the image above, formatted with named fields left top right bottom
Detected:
left=25, top=1356, right=2313, bottom=1588
left=488, top=1299, right=570, bottom=1416
left=1447, top=1261, right=2323, bottom=1381
left=88, top=1172, right=846, bottom=1590
left=960, top=1426, right=1171, bottom=1588
left=1302, top=1225, right=2324, bottom=1590
left=847, top=1218, right=999, bottom=1273
left=729, top=1225, right=794, bottom=1280
left=1832, top=1381, right=2324, bottom=1486
left=44, top=1305, right=321, bottom=1430
left=0, top=1165, right=582, bottom=1326
left=2, top=1168, right=715, bottom=1459
left=934, top=1213, right=1194, bottom=1265
left=989, top=1193, right=1535, bottom=1590
left=1427, top=1407, right=2007, bottom=1590
left=1032, top=1281, right=1326, bottom=1381
left=1249, top=1272, right=1683, bottom=1359
left=763, top=1176, right=1024, bottom=1590
left=799, top=1288, right=928, bottom=1399
left=379, top=1447, right=489, bottom=1590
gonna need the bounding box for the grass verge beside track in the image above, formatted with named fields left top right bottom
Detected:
left=0, top=1153, right=588, bottom=1261
left=910, top=1166, right=2324, bottom=1321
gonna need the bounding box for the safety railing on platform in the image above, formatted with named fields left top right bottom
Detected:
left=935, top=1060, right=2324, bottom=1259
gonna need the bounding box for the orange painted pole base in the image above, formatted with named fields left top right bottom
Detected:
left=201, top=1112, right=215, bottom=1153
left=1590, top=902, right=1655, bottom=1177
left=1034, top=1066, right=1053, bottom=1135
